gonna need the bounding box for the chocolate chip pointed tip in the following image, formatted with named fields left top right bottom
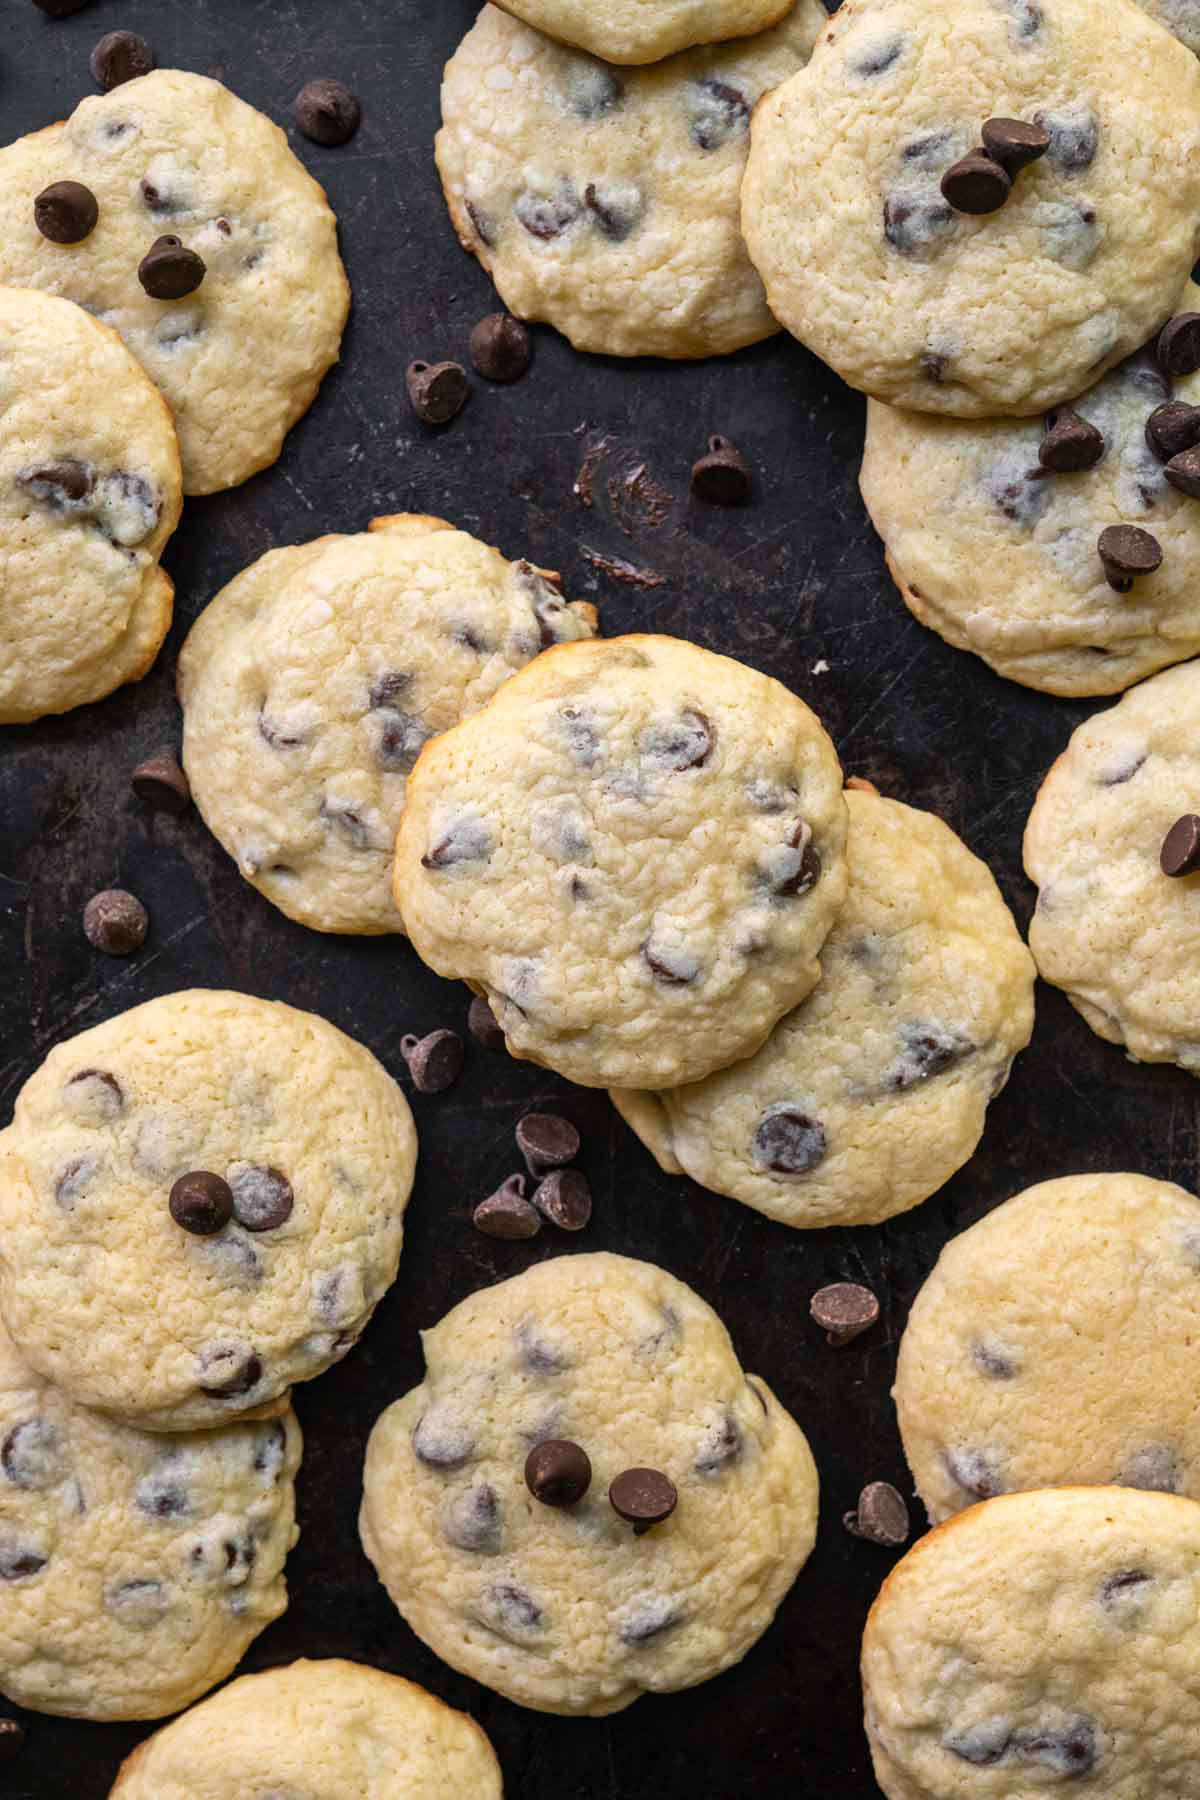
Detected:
left=470, top=313, right=531, bottom=383
left=294, top=78, right=362, bottom=146
left=407, top=359, right=469, bottom=426
left=810, top=1282, right=880, bottom=1347
left=844, top=1481, right=910, bottom=1547
left=691, top=435, right=751, bottom=505
left=90, top=30, right=155, bottom=89
left=400, top=1028, right=464, bottom=1094
left=131, top=750, right=191, bottom=814
left=82, top=889, right=148, bottom=956
left=1161, top=814, right=1200, bottom=878
left=525, top=1439, right=591, bottom=1507
left=473, top=1174, right=541, bottom=1240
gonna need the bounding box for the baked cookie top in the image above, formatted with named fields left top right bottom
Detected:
left=492, top=0, right=795, bottom=63
left=437, top=3, right=825, bottom=360
left=742, top=0, right=1200, bottom=416
left=0, top=70, right=349, bottom=494
left=0, top=285, right=181, bottom=725
left=179, top=515, right=598, bottom=936
left=863, top=1486, right=1200, bottom=1799
left=393, top=634, right=848, bottom=1090
left=612, top=789, right=1035, bottom=1228
left=360, top=1252, right=818, bottom=1716
left=1024, top=660, right=1200, bottom=1073
left=109, top=1658, right=503, bottom=1797
left=0, top=1316, right=300, bottom=1722
left=0, top=990, right=416, bottom=1431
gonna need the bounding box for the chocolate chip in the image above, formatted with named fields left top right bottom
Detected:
left=566, top=65, right=623, bottom=119
left=525, top=1439, right=591, bottom=1507
left=694, top=1411, right=742, bottom=1475
left=421, top=818, right=491, bottom=867
left=853, top=37, right=902, bottom=76
left=253, top=1420, right=288, bottom=1481
left=229, top=1165, right=294, bottom=1232
left=943, top=1445, right=1006, bottom=1500
left=444, top=1481, right=503, bottom=1554
left=17, top=459, right=93, bottom=506
left=54, top=1155, right=97, bottom=1208
left=481, top=1581, right=544, bottom=1638
left=582, top=182, right=644, bottom=241
left=198, top=1345, right=262, bottom=1400
left=406, top=359, right=469, bottom=426
left=643, top=710, right=714, bottom=771
left=0, top=1542, right=46, bottom=1581
left=890, top=1025, right=972, bottom=1090
left=532, top=1169, right=592, bottom=1232
left=980, top=116, right=1049, bottom=175
left=752, top=1106, right=827, bottom=1176
left=400, top=1028, right=465, bottom=1096
left=134, top=1463, right=191, bottom=1518
left=83, top=889, right=148, bottom=956
left=0, top=1721, right=25, bottom=1761
left=941, top=151, right=1010, bottom=215
left=1161, top=813, right=1200, bottom=878
left=1120, top=1442, right=1180, bottom=1493
left=90, top=30, right=154, bottom=89
left=1098, top=523, right=1162, bottom=592
left=610, top=1467, right=677, bottom=1534
left=883, top=196, right=955, bottom=258
left=1039, top=409, right=1104, bottom=472
left=617, top=1597, right=684, bottom=1645
left=1165, top=446, right=1200, bottom=499
left=1035, top=107, right=1098, bottom=173
left=972, top=1339, right=1019, bottom=1379
left=468, top=994, right=507, bottom=1051
left=131, top=750, right=190, bottom=814
left=105, top=1578, right=168, bottom=1621
left=473, top=1174, right=541, bottom=1241
left=1021, top=1722, right=1097, bottom=1777
left=32, top=0, right=91, bottom=12
left=691, top=435, right=751, bottom=505
left=1146, top=402, right=1200, bottom=463
left=169, top=1171, right=234, bottom=1237
left=33, top=180, right=98, bottom=244
left=66, top=1067, right=123, bottom=1115
left=1100, top=1567, right=1152, bottom=1609
left=773, top=821, right=822, bottom=897
left=2, top=1422, right=64, bottom=1491
left=843, top=1481, right=909, bottom=1547
left=643, top=944, right=701, bottom=985
left=294, top=78, right=361, bottom=146
left=1158, top=312, right=1200, bottom=379
left=516, top=1113, right=580, bottom=1177
left=138, top=235, right=206, bottom=300
left=688, top=78, right=749, bottom=151
left=469, top=313, right=530, bottom=383
left=515, top=185, right=581, bottom=240
left=810, top=1283, right=879, bottom=1347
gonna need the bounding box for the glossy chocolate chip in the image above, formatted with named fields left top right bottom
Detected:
left=688, top=78, right=749, bottom=151
left=516, top=1113, right=580, bottom=1177
left=752, top=1106, right=827, bottom=1176
left=198, top=1344, right=262, bottom=1400
left=610, top=1467, right=677, bottom=1533
left=525, top=1439, right=591, bottom=1507
left=1039, top=409, right=1104, bottom=472
left=406, top=358, right=469, bottom=425
left=138, top=235, right=206, bottom=299
left=1146, top=402, right=1200, bottom=463
left=1165, top=446, right=1200, bottom=499
left=229, top=1165, right=294, bottom=1232
left=2, top=1421, right=65, bottom=1491
left=694, top=1411, right=742, bottom=1475
left=83, top=889, right=148, bottom=956
left=1098, top=524, right=1162, bottom=592
left=90, top=29, right=154, bottom=89
left=469, top=313, right=531, bottom=383
left=1158, top=312, right=1200, bottom=379
left=33, top=180, right=98, bottom=243
left=810, top=1283, right=879, bottom=1347
left=1162, top=814, right=1200, bottom=878
left=692, top=435, right=751, bottom=505
left=444, top=1481, right=503, bottom=1554
left=843, top=1481, right=910, bottom=1547
left=294, top=78, right=361, bottom=145
left=468, top=994, right=507, bottom=1051
left=0, top=1542, right=47, bottom=1582
left=532, top=1169, right=592, bottom=1232
left=400, top=1029, right=464, bottom=1095
left=941, top=151, right=1010, bottom=215
left=131, top=750, right=191, bottom=814
left=0, top=1720, right=25, bottom=1761
left=981, top=116, right=1049, bottom=175
left=473, top=1174, right=541, bottom=1240
left=169, top=1172, right=234, bottom=1237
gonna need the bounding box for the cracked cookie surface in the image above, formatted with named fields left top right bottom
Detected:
left=492, top=0, right=794, bottom=63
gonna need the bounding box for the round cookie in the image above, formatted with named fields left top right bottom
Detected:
left=863, top=1486, right=1200, bottom=1799
left=109, top=1659, right=503, bottom=1796
left=895, top=1174, right=1200, bottom=1525
left=0, top=1316, right=300, bottom=1722
left=437, top=3, right=826, bottom=360
left=0, top=71, right=349, bottom=495
left=491, top=0, right=795, bottom=63
left=0, top=990, right=416, bottom=1431
left=1143, top=0, right=1200, bottom=52
left=360, top=1252, right=819, bottom=1717
left=179, top=515, right=598, bottom=936
left=1024, top=661, right=1200, bottom=1074
left=392, top=634, right=849, bottom=1090
left=861, top=289, right=1200, bottom=697
left=0, top=285, right=181, bottom=725
left=741, top=0, right=1200, bottom=416
left=612, top=788, right=1035, bottom=1229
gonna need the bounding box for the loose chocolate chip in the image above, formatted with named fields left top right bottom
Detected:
left=532, top=1169, right=592, bottom=1232
left=468, top=994, right=507, bottom=1051
left=406, top=359, right=469, bottom=426
left=525, top=1439, right=591, bottom=1507
left=940, top=151, right=1011, bottom=215
left=473, top=1174, right=542, bottom=1240
left=83, top=889, right=148, bottom=956
left=138, top=235, right=205, bottom=300
left=2, top=1421, right=64, bottom=1491
left=90, top=30, right=154, bottom=89
left=1158, top=312, right=1200, bottom=379
left=610, top=1467, right=677, bottom=1534
left=169, top=1171, right=234, bottom=1237
left=810, top=1282, right=879, bottom=1347
left=843, top=1481, right=910, bottom=1547
left=469, top=312, right=531, bottom=382
left=0, top=1720, right=25, bottom=1761
left=294, top=78, right=361, bottom=146
left=131, top=750, right=191, bottom=814
left=691, top=434, right=751, bottom=505
left=229, top=1165, right=294, bottom=1232
left=694, top=1411, right=742, bottom=1475
left=1039, top=408, right=1104, bottom=473
left=752, top=1106, right=827, bottom=1176
left=1162, top=814, right=1200, bottom=878
left=1146, top=402, right=1200, bottom=463
left=199, top=1345, right=262, bottom=1400
left=516, top=1112, right=580, bottom=1177
left=33, top=180, right=98, bottom=244
left=400, top=1029, right=464, bottom=1095
left=1165, top=446, right=1200, bottom=499
left=981, top=116, right=1049, bottom=175
left=1098, top=523, right=1162, bottom=592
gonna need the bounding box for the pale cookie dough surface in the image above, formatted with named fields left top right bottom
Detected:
left=1024, top=661, right=1200, bottom=1074
left=0, top=71, right=349, bottom=495
left=896, top=1174, right=1200, bottom=1525
left=863, top=1486, right=1200, bottom=1799
left=492, top=0, right=794, bottom=63
left=109, top=1658, right=504, bottom=1797
left=437, top=4, right=825, bottom=359
left=1142, top=0, right=1200, bottom=52
left=0, top=990, right=416, bottom=1431
left=0, top=1317, right=300, bottom=1722
left=179, top=516, right=597, bottom=936
left=742, top=0, right=1200, bottom=416
left=393, top=634, right=848, bottom=1090
left=0, top=286, right=181, bottom=725
left=612, top=791, right=1035, bottom=1229
left=360, top=1253, right=819, bottom=1717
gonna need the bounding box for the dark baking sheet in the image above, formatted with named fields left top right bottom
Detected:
left=2, top=2, right=1196, bottom=1795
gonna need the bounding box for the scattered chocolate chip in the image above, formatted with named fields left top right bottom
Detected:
left=90, top=30, right=154, bottom=89
left=940, top=151, right=1010, bottom=215
left=131, top=750, right=191, bottom=814
left=473, top=1174, right=541, bottom=1240
left=169, top=1171, right=234, bottom=1237
left=532, top=1169, right=592, bottom=1233
left=469, top=313, right=531, bottom=382
left=1146, top=401, right=1200, bottom=463
left=610, top=1467, right=677, bottom=1534
left=468, top=994, right=507, bottom=1051
left=33, top=180, right=98, bottom=244
left=980, top=116, right=1049, bottom=175
left=400, top=1029, right=464, bottom=1094
left=516, top=1113, right=580, bottom=1177
left=82, top=889, right=148, bottom=956
left=1098, top=523, right=1162, bottom=592
left=1039, top=408, right=1104, bottom=472
left=1158, top=312, right=1200, bottom=379
left=843, top=1481, right=910, bottom=1547
left=0, top=1720, right=25, bottom=1761
left=1161, top=814, right=1200, bottom=878
left=294, top=78, right=361, bottom=146
left=752, top=1106, right=827, bottom=1176
left=229, top=1165, right=294, bottom=1232
left=1165, top=446, right=1200, bottom=499
left=691, top=435, right=751, bottom=505
left=138, top=234, right=206, bottom=300
left=407, top=359, right=469, bottom=426
left=810, top=1283, right=880, bottom=1347
left=32, top=0, right=90, bottom=15
left=525, top=1439, right=591, bottom=1506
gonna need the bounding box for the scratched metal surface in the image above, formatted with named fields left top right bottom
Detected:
left=1, top=2, right=1196, bottom=1795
